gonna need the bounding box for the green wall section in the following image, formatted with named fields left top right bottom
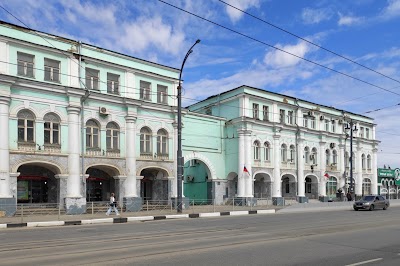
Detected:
left=183, top=161, right=210, bottom=203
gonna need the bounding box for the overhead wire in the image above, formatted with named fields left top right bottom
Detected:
left=157, top=0, right=400, bottom=98
left=217, top=0, right=400, bottom=85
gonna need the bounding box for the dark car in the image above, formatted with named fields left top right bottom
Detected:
left=353, top=195, right=389, bottom=211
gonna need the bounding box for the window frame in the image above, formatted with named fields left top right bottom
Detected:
left=106, top=122, right=120, bottom=151
left=86, top=120, right=100, bottom=149
left=107, top=73, right=120, bottom=95
left=140, top=81, right=152, bottom=101
left=44, top=58, right=60, bottom=83
left=85, top=67, right=100, bottom=90
left=17, top=110, right=35, bottom=142
left=17, top=52, right=35, bottom=78
left=140, top=127, right=152, bottom=154
left=44, top=113, right=61, bottom=145
left=157, top=129, right=168, bottom=155
left=252, top=103, right=259, bottom=119
left=157, top=85, right=168, bottom=104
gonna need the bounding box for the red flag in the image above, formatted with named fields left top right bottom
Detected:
left=324, top=173, right=329, bottom=179
left=243, top=166, right=249, bottom=173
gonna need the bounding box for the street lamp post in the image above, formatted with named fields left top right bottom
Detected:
left=177, top=39, right=200, bottom=213
left=345, top=119, right=358, bottom=199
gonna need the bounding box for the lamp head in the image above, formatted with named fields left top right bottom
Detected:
left=196, top=39, right=201, bottom=44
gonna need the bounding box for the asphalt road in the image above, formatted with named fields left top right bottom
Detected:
left=1, top=207, right=400, bottom=266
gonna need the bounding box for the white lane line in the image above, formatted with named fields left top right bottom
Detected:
left=345, top=258, right=383, bottom=266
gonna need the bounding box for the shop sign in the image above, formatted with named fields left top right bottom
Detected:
left=378, top=168, right=400, bottom=185
left=17, top=180, right=29, bottom=200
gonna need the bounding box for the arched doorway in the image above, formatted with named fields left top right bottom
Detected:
left=140, top=168, right=169, bottom=201
left=254, top=173, right=272, bottom=199
left=304, top=175, right=319, bottom=199
left=17, top=164, right=59, bottom=204
left=183, top=159, right=212, bottom=203
left=86, top=166, right=118, bottom=202
left=227, top=172, right=238, bottom=199
left=281, top=174, right=296, bottom=198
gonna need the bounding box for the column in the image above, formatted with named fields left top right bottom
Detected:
left=124, top=115, right=137, bottom=197
left=0, top=96, right=11, bottom=198
left=297, top=139, right=305, bottom=198
left=124, top=115, right=142, bottom=212
left=319, top=141, right=327, bottom=197
left=66, top=106, right=82, bottom=198
left=371, top=148, right=378, bottom=194
left=355, top=146, right=363, bottom=197
left=244, top=130, right=253, bottom=197
left=171, top=122, right=178, bottom=198
left=272, top=135, right=281, bottom=198
left=237, top=130, right=245, bottom=197
left=64, top=105, right=86, bottom=214
left=339, top=143, right=345, bottom=188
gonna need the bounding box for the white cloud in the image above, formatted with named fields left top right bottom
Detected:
left=120, top=17, right=185, bottom=55
left=224, top=0, right=260, bottom=23
left=263, top=41, right=312, bottom=68
left=338, top=12, right=363, bottom=26
left=382, top=0, right=400, bottom=18
left=301, top=7, right=333, bottom=24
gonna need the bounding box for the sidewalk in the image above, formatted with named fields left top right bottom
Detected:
left=2, top=199, right=399, bottom=229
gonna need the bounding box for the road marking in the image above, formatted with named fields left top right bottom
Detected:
left=345, top=258, right=383, bottom=266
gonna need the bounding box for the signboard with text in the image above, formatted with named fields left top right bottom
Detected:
left=378, top=168, right=400, bottom=185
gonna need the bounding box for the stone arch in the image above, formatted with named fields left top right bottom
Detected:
left=10, top=104, right=40, bottom=119
left=39, top=109, right=67, bottom=124
left=136, top=122, right=156, bottom=134
left=12, top=159, right=65, bottom=174
left=253, top=170, right=274, bottom=182
left=304, top=174, right=319, bottom=199
left=136, top=165, right=172, bottom=177
left=85, top=163, right=122, bottom=177
left=153, top=125, right=172, bottom=138
left=281, top=173, right=296, bottom=197
left=183, top=152, right=217, bottom=180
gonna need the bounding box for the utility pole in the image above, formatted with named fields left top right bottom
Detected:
left=177, top=40, right=200, bottom=213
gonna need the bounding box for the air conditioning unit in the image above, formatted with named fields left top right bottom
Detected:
left=187, top=176, right=194, bottom=182
left=330, top=143, right=335, bottom=149
left=307, top=111, right=314, bottom=117
left=99, top=106, right=109, bottom=115
left=320, top=115, right=325, bottom=121
left=338, top=119, right=343, bottom=124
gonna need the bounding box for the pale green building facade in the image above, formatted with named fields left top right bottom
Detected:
left=0, top=21, right=379, bottom=216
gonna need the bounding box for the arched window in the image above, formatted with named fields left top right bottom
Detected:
left=326, top=176, right=337, bottom=196
left=281, top=144, right=287, bottom=162
left=325, top=149, right=330, bottom=166
left=18, top=110, right=35, bottom=142
left=140, top=127, right=152, bottom=154
left=362, top=178, right=371, bottom=196
left=304, top=146, right=310, bottom=164
left=44, top=113, right=60, bottom=145
left=86, top=120, right=100, bottom=148
left=289, top=145, right=295, bottom=163
left=264, top=142, right=270, bottom=161
left=106, top=122, right=119, bottom=150
left=332, top=150, right=338, bottom=165
left=311, top=147, right=318, bottom=165
left=361, top=154, right=366, bottom=170
left=253, top=140, right=261, bottom=160
left=367, top=155, right=371, bottom=169
left=157, top=129, right=168, bottom=155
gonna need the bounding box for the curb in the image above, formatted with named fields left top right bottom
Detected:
left=0, top=209, right=275, bottom=230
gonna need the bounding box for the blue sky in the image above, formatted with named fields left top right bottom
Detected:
left=1, top=0, right=400, bottom=167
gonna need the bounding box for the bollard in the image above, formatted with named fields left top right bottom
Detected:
left=92, top=202, right=94, bottom=217
left=232, top=198, right=235, bottom=211
left=213, top=199, right=215, bottom=213
left=58, top=203, right=61, bottom=221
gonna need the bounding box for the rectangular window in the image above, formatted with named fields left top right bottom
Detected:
left=310, top=117, right=316, bottom=129
left=360, top=127, right=364, bottom=138
left=140, top=81, right=151, bottom=100
left=85, top=68, right=99, bottom=90
left=303, top=114, right=308, bottom=128
left=325, top=120, right=329, bottom=131
left=280, top=109, right=285, bottom=123
left=253, top=103, right=259, bottom=119
left=365, top=128, right=370, bottom=139
left=44, top=58, right=60, bottom=82
left=157, top=85, right=168, bottom=104
left=331, top=120, right=336, bottom=133
left=17, top=52, right=34, bottom=77
left=262, top=106, right=269, bottom=121
left=287, top=111, right=293, bottom=125
left=107, top=73, right=119, bottom=94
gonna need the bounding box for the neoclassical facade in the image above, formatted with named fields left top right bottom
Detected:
left=0, top=21, right=379, bottom=215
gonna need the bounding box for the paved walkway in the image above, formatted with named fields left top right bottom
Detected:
left=2, top=199, right=399, bottom=229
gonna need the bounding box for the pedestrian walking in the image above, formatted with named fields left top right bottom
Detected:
left=346, top=192, right=352, bottom=201
left=106, top=193, right=120, bottom=216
